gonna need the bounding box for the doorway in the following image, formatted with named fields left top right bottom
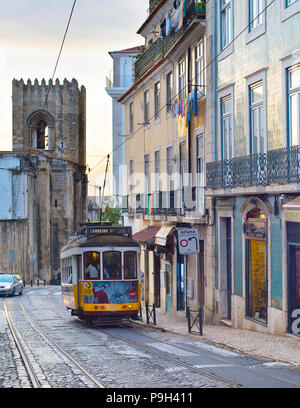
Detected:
left=288, top=245, right=300, bottom=335
left=197, top=240, right=205, bottom=306
left=177, top=254, right=185, bottom=311
left=219, top=217, right=232, bottom=319
left=226, top=219, right=232, bottom=319
left=154, top=253, right=161, bottom=307
left=166, top=263, right=172, bottom=314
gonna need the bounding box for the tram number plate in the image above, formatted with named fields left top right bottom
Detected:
left=84, top=282, right=93, bottom=296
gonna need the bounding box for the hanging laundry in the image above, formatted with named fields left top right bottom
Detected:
left=166, top=13, right=171, bottom=36
left=183, top=0, right=187, bottom=18
left=187, top=94, right=191, bottom=122
left=176, top=0, right=184, bottom=32
left=171, top=101, right=177, bottom=118
left=193, top=86, right=198, bottom=116
left=172, top=6, right=180, bottom=29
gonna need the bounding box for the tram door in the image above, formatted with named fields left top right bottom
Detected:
left=288, top=245, right=300, bottom=335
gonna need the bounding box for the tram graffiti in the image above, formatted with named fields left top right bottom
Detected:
left=84, top=281, right=138, bottom=304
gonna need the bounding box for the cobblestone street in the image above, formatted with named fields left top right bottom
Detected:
left=1, top=286, right=300, bottom=390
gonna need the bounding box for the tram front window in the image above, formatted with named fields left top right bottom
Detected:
left=84, top=252, right=100, bottom=280
left=124, top=252, right=137, bottom=279
left=103, top=251, right=122, bottom=280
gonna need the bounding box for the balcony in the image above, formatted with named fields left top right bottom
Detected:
left=122, top=188, right=205, bottom=218
left=135, top=0, right=205, bottom=81
left=206, top=146, right=300, bottom=191
left=149, top=0, right=163, bottom=14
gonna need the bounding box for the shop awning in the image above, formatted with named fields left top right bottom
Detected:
left=283, top=196, right=300, bottom=210
left=155, top=226, right=174, bottom=247
left=133, top=226, right=161, bottom=244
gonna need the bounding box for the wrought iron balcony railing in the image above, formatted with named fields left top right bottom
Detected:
left=149, top=0, right=163, bottom=14
left=122, top=187, right=205, bottom=216
left=206, top=145, right=300, bottom=190
left=135, top=0, right=205, bottom=81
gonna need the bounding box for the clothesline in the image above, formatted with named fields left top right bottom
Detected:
left=171, top=85, right=202, bottom=120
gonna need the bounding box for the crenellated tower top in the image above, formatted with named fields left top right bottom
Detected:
left=12, top=78, right=86, bottom=167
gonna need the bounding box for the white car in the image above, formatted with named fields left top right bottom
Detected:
left=0, top=274, right=23, bottom=296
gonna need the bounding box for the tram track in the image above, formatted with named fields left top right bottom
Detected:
left=122, top=323, right=300, bottom=388
left=41, top=294, right=242, bottom=388
left=47, top=293, right=300, bottom=388
left=3, top=298, right=105, bottom=389
left=91, top=325, right=243, bottom=388
left=3, top=300, right=41, bottom=388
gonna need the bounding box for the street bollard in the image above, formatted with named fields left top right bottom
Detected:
left=187, top=306, right=191, bottom=333
left=37, top=280, right=39, bottom=287
left=30, top=280, right=33, bottom=287
left=199, top=307, right=203, bottom=336
left=153, top=303, right=156, bottom=326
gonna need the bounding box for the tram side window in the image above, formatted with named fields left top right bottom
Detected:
left=124, top=252, right=137, bottom=279
left=61, top=257, right=72, bottom=283
left=84, top=252, right=100, bottom=280
left=103, top=251, right=122, bottom=280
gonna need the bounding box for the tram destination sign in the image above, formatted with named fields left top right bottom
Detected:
left=177, top=228, right=200, bottom=255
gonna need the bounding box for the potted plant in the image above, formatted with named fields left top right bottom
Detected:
left=195, top=1, right=206, bottom=13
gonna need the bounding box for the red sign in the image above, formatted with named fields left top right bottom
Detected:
left=129, top=289, right=136, bottom=299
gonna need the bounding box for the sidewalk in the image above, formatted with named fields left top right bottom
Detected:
left=136, top=306, right=300, bottom=366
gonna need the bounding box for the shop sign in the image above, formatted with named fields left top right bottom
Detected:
left=284, top=210, right=300, bottom=223
left=243, top=218, right=267, bottom=240
left=177, top=228, right=200, bottom=255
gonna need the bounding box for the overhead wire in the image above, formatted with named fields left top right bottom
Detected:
left=89, top=0, right=276, bottom=174
left=41, top=0, right=77, bottom=113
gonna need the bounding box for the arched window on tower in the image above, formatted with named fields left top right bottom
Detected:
left=36, top=120, right=49, bottom=150
left=27, top=110, right=54, bottom=151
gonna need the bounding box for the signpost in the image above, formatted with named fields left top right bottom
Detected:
left=177, top=228, right=200, bottom=255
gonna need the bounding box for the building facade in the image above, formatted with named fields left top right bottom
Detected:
left=0, top=78, right=87, bottom=284
left=119, top=0, right=211, bottom=320
left=105, top=46, right=143, bottom=208
left=206, top=0, right=300, bottom=334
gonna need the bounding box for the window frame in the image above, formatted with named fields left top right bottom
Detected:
left=221, top=95, right=233, bottom=160
left=287, top=64, right=300, bottom=146
left=178, top=59, right=186, bottom=101
left=246, top=0, right=266, bottom=44
left=84, top=251, right=101, bottom=281
left=154, top=81, right=161, bottom=121
left=129, top=101, right=134, bottom=134
left=195, top=40, right=205, bottom=97
left=102, top=251, right=122, bottom=281
left=281, top=0, right=300, bottom=21
left=218, top=0, right=234, bottom=60
left=154, top=149, right=161, bottom=192
left=249, top=82, right=265, bottom=154
left=166, top=71, right=173, bottom=112
left=245, top=69, right=267, bottom=155
left=124, top=251, right=138, bottom=280
left=144, top=90, right=150, bottom=125
left=129, top=159, right=134, bottom=193
left=144, top=153, right=150, bottom=194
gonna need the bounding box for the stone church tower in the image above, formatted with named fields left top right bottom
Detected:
left=8, top=78, right=88, bottom=282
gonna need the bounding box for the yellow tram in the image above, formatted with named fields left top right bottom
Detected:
left=60, top=223, right=141, bottom=324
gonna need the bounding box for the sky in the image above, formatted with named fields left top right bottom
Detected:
left=0, top=0, right=148, bottom=196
